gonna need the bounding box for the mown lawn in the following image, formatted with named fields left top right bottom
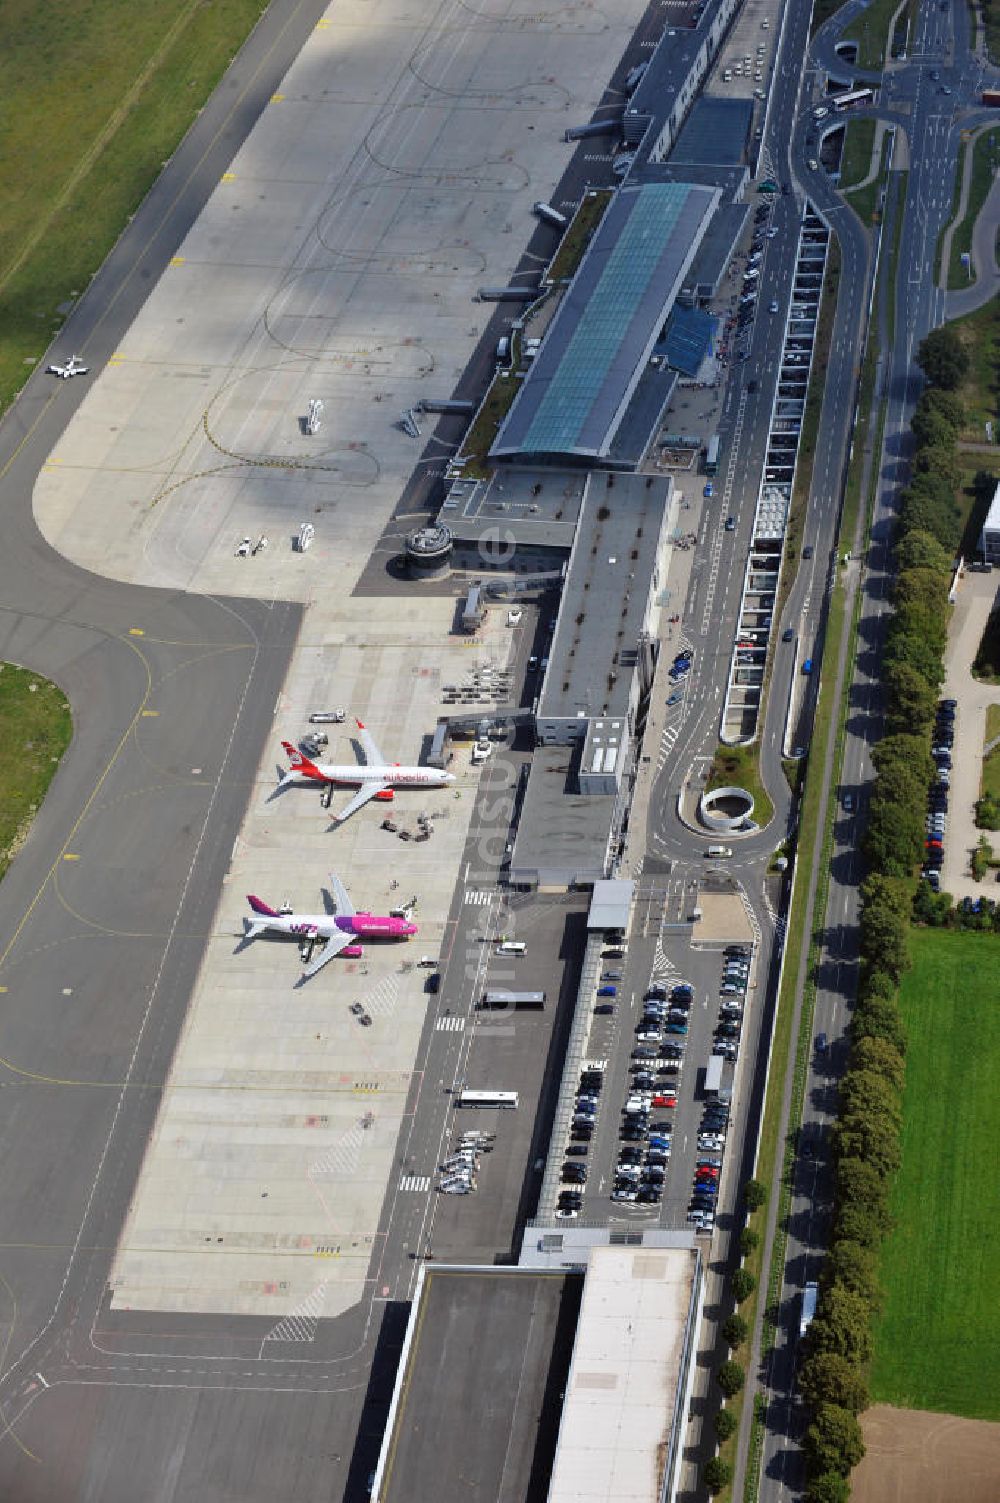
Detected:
left=0, top=0, right=268, bottom=413
left=871, top=927, right=1000, bottom=1420
left=0, top=666, right=72, bottom=880
left=838, top=119, right=877, bottom=192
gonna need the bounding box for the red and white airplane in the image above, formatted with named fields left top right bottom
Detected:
left=278, top=720, right=455, bottom=824
left=243, top=872, right=417, bottom=978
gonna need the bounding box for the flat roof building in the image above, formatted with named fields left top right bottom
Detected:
left=545, top=1243, right=703, bottom=1503
left=490, top=184, right=719, bottom=464
left=372, top=1239, right=703, bottom=1503
left=372, top=1265, right=581, bottom=1503
left=980, top=480, right=1000, bottom=563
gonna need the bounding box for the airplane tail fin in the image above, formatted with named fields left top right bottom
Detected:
left=279, top=741, right=324, bottom=783
left=247, top=894, right=281, bottom=918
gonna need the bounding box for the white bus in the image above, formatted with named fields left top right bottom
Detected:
left=480, top=991, right=546, bottom=1009
left=495, top=940, right=526, bottom=956
left=832, top=87, right=874, bottom=112
left=457, top=1090, right=519, bottom=1110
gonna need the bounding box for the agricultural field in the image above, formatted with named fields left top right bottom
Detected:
left=870, top=927, right=1000, bottom=1421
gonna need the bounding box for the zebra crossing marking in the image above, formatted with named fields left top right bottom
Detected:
left=399, top=1175, right=431, bottom=1192
left=263, top=1282, right=327, bottom=1345
left=464, top=889, right=491, bottom=906
left=435, top=1015, right=465, bottom=1031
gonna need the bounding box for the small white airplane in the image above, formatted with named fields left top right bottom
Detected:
left=277, top=719, right=455, bottom=824
left=47, top=355, right=89, bottom=380
left=242, top=872, right=418, bottom=979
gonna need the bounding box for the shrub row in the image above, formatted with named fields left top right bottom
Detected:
left=799, top=328, right=968, bottom=1502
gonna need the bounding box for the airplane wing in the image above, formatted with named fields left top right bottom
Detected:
left=355, top=720, right=385, bottom=765
left=328, top=873, right=354, bottom=916
left=301, top=930, right=354, bottom=980
left=331, top=782, right=389, bottom=824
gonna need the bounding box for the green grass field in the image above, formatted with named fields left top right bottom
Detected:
left=871, top=927, right=1000, bottom=1420
left=955, top=296, right=1000, bottom=443
left=948, top=129, right=1000, bottom=288
left=0, top=0, right=268, bottom=414
left=0, top=666, right=72, bottom=880
left=838, top=119, right=877, bottom=193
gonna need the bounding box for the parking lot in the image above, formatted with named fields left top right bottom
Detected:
left=545, top=879, right=762, bottom=1233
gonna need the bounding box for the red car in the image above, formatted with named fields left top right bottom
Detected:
left=696, top=1167, right=719, bottom=1180
left=652, top=1094, right=678, bottom=1108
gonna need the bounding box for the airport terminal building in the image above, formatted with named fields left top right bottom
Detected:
left=371, top=1236, right=704, bottom=1503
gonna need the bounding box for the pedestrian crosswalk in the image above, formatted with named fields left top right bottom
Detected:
left=464, top=889, right=491, bottom=906
left=263, top=1282, right=327, bottom=1345
left=435, top=1015, right=465, bottom=1032
left=399, top=1175, right=431, bottom=1192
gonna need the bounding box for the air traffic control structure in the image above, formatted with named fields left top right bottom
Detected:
left=371, top=1236, right=704, bottom=1503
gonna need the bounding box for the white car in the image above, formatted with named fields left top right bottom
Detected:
left=507, top=607, right=523, bottom=626
left=554, top=1208, right=579, bottom=1219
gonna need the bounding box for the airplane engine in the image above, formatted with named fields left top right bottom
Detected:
left=375, top=789, right=395, bottom=801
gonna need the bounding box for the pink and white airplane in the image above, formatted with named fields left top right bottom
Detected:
left=277, top=719, right=455, bottom=824
left=243, top=872, right=417, bottom=978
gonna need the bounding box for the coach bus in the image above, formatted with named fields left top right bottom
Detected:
left=457, top=1089, right=519, bottom=1109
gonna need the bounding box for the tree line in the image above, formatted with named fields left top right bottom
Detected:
left=798, top=325, right=969, bottom=1503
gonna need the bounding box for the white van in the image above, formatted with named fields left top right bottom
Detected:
left=705, top=845, right=733, bottom=858
left=495, top=940, right=526, bottom=956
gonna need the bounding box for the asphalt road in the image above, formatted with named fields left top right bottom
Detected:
left=751, top=0, right=999, bottom=1498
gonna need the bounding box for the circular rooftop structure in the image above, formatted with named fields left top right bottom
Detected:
left=405, top=523, right=453, bottom=578
left=699, top=785, right=755, bottom=833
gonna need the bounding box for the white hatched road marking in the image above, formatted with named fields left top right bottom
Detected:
left=464, top=889, right=492, bottom=906
left=263, top=1282, right=328, bottom=1345
left=399, top=1175, right=431, bottom=1192
left=435, top=1015, right=465, bottom=1031
left=309, top=1125, right=365, bottom=1181
left=657, top=722, right=680, bottom=772
left=701, top=396, right=747, bottom=636
left=363, top=974, right=399, bottom=1019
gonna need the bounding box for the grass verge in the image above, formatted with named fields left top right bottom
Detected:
left=0, top=0, right=269, bottom=415
left=870, top=928, right=1000, bottom=1420
left=846, top=131, right=892, bottom=227
left=843, top=0, right=912, bottom=67
left=457, top=372, right=522, bottom=477
left=0, top=666, right=72, bottom=880
left=546, top=191, right=612, bottom=284
left=947, top=128, right=1000, bottom=289
left=706, top=744, right=775, bottom=830
left=838, top=119, right=878, bottom=193
left=954, top=284, right=1000, bottom=443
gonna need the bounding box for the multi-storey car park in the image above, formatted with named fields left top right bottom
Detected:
left=0, top=0, right=905, bottom=1493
